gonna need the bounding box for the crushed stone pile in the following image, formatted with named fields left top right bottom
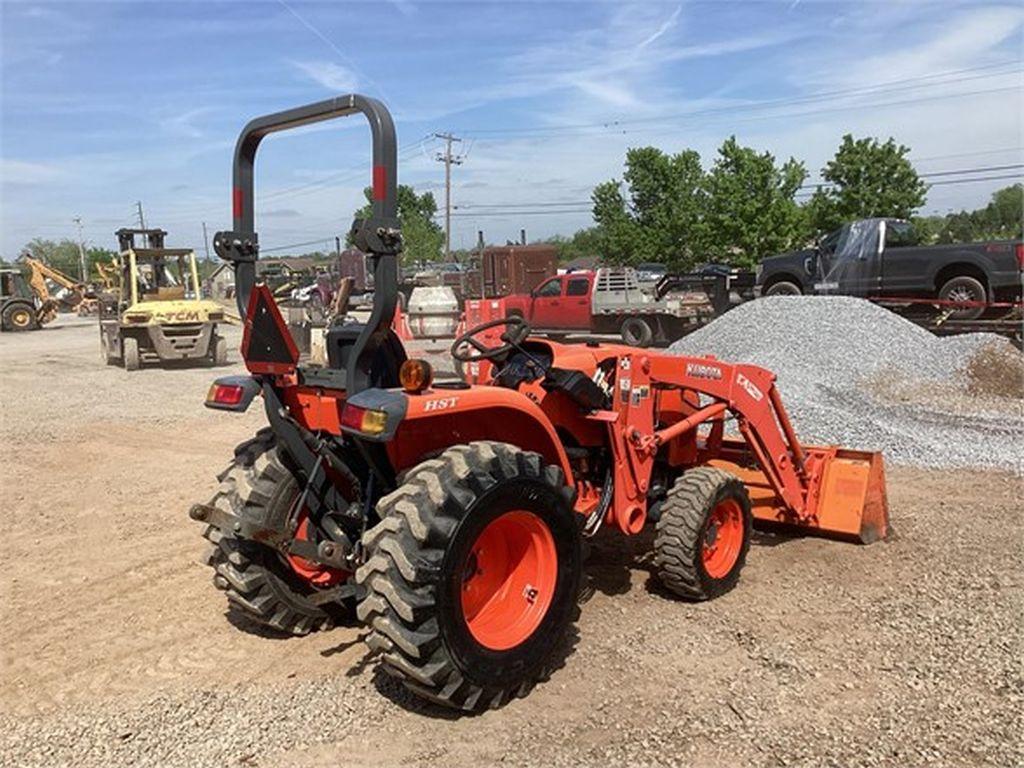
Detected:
left=669, top=296, right=1023, bottom=471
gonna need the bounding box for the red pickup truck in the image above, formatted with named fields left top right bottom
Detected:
left=499, top=268, right=711, bottom=346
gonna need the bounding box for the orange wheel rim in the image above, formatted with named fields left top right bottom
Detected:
left=701, top=499, right=744, bottom=579
left=460, top=510, right=557, bottom=651
left=285, top=512, right=347, bottom=587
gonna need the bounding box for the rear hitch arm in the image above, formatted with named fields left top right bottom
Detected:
left=188, top=502, right=354, bottom=570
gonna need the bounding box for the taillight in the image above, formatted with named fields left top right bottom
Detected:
left=1016, top=243, right=1023, bottom=270
left=207, top=383, right=244, bottom=406
left=340, top=404, right=388, bottom=435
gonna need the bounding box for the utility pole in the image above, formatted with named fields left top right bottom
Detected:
left=72, top=217, right=87, bottom=282
left=434, top=132, right=463, bottom=261
left=135, top=200, right=147, bottom=230
left=202, top=221, right=211, bottom=260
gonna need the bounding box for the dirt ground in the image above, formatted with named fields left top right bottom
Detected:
left=1, top=315, right=1021, bottom=767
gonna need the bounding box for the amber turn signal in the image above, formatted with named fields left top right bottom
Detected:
left=399, top=359, right=433, bottom=393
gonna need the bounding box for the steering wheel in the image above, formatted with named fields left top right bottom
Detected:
left=451, top=316, right=530, bottom=363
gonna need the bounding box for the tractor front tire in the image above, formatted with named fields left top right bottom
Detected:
left=653, top=467, right=752, bottom=600
left=356, top=441, right=581, bottom=712
left=200, top=430, right=354, bottom=635
left=123, top=337, right=141, bottom=371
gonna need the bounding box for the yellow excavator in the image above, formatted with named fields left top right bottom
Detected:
left=21, top=255, right=99, bottom=317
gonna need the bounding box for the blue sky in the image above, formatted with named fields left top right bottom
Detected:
left=1, top=0, right=1021, bottom=257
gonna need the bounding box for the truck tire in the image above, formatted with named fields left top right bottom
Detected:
left=356, top=441, right=581, bottom=711
left=620, top=316, right=653, bottom=347
left=200, top=430, right=358, bottom=635
left=2, top=303, right=38, bottom=331
left=653, top=467, right=752, bottom=600
left=122, top=337, right=141, bottom=371
left=938, top=275, right=986, bottom=320
left=212, top=334, right=228, bottom=366
left=764, top=280, right=802, bottom=297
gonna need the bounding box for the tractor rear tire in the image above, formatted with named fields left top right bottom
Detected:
left=200, top=430, right=355, bottom=635
left=3, top=303, right=38, bottom=331
left=123, top=337, right=140, bottom=371
left=356, top=441, right=581, bottom=712
left=653, top=467, right=752, bottom=600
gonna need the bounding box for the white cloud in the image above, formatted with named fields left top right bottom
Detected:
left=0, top=158, right=64, bottom=185
left=158, top=107, right=215, bottom=139
left=820, top=5, right=1024, bottom=86
left=291, top=60, right=359, bottom=92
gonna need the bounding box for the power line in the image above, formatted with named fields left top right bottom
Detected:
left=260, top=236, right=337, bottom=254
left=925, top=173, right=1023, bottom=187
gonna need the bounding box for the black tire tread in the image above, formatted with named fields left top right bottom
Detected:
left=200, top=429, right=341, bottom=636
left=653, top=466, right=751, bottom=600
left=356, top=441, right=574, bottom=712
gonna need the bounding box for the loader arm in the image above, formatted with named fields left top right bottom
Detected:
left=605, top=351, right=887, bottom=543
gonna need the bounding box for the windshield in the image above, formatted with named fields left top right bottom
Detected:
left=133, top=254, right=196, bottom=300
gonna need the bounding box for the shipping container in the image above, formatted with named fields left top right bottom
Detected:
left=480, top=245, right=558, bottom=298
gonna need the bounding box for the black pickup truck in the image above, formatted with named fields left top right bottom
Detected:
left=756, top=218, right=1022, bottom=318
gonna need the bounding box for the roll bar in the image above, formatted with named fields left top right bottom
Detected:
left=213, top=94, right=402, bottom=394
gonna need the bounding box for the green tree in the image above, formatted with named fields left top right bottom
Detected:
left=545, top=227, right=604, bottom=264
left=591, top=146, right=708, bottom=270
left=808, top=135, right=927, bottom=233
left=22, top=238, right=119, bottom=282
left=977, top=183, right=1023, bottom=240
left=703, top=137, right=809, bottom=267
left=349, top=184, right=444, bottom=264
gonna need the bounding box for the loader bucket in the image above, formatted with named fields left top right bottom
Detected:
left=809, top=448, right=889, bottom=544
left=709, top=444, right=889, bottom=544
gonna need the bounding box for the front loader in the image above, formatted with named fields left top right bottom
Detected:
left=191, top=95, right=889, bottom=712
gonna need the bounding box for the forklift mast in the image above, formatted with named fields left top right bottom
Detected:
left=116, top=228, right=168, bottom=252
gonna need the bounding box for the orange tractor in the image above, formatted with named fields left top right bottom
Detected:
left=191, top=96, right=888, bottom=712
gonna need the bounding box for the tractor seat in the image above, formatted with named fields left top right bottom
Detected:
left=542, top=367, right=610, bottom=411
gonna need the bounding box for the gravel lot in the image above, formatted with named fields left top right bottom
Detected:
left=1, top=314, right=1022, bottom=767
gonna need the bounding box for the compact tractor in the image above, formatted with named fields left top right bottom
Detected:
left=99, top=228, right=229, bottom=370
left=191, top=96, right=888, bottom=712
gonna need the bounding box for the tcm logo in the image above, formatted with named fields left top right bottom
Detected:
left=735, top=372, right=764, bottom=402
left=686, top=362, right=722, bottom=380
left=154, top=310, right=201, bottom=322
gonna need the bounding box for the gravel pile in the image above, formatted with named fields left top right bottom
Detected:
left=669, top=296, right=1024, bottom=471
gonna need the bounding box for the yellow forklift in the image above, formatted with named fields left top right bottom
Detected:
left=99, top=228, right=228, bottom=370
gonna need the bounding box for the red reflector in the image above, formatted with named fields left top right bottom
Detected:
left=372, top=165, right=387, bottom=201
left=210, top=383, right=244, bottom=406
left=340, top=404, right=365, bottom=430
left=1016, top=243, right=1023, bottom=270
left=233, top=187, right=243, bottom=218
